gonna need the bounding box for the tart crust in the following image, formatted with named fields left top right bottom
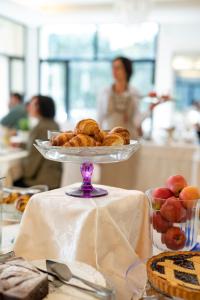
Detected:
left=147, top=251, right=200, bottom=300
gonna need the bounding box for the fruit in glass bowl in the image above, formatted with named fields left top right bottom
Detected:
left=162, top=227, right=186, bottom=250
left=146, top=175, right=200, bottom=251
left=166, top=175, right=187, bottom=195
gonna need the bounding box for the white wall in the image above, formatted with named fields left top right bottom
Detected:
left=0, top=0, right=40, bottom=26
left=155, top=23, right=200, bottom=94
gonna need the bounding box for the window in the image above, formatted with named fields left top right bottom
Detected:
left=40, top=23, right=158, bottom=121
left=173, top=55, right=200, bottom=110
left=0, top=57, right=9, bottom=117
left=0, top=17, right=25, bottom=119
left=40, top=62, right=67, bottom=120
left=98, top=23, right=158, bottom=59
left=10, top=59, right=24, bottom=93
left=40, top=24, right=96, bottom=59
left=69, top=62, right=112, bottom=123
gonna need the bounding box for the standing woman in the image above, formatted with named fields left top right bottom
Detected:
left=98, top=56, right=142, bottom=138
left=14, top=95, right=62, bottom=189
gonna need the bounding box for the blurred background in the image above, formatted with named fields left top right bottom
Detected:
left=1, top=0, right=200, bottom=191
left=0, top=0, right=200, bottom=129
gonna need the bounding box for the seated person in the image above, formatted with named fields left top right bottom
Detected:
left=1, top=93, right=27, bottom=129
left=14, top=95, right=62, bottom=190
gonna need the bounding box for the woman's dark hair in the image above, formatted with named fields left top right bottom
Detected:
left=112, top=56, right=133, bottom=83
left=11, top=92, right=23, bottom=102
left=34, top=95, right=56, bottom=118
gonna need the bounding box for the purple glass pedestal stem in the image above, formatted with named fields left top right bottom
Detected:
left=80, top=162, right=94, bottom=194
left=66, top=162, right=108, bottom=198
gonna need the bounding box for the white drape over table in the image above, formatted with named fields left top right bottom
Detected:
left=14, top=184, right=152, bottom=299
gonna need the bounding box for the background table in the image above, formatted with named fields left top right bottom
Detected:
left=0, top=148, right=28, bottom=185
left=60, top=141, right=200, bottom=191
left=14, top=184, right=151, bottom=300
left=100, top=141, right=198, bottom=191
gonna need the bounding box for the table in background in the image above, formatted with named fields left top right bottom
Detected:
left=0, top=148, right=28, bottom=185
left=14, top=184, right=151, bottom=300
left=100, top=141, right=199, bottom=191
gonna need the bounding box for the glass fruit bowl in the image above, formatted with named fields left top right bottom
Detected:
left=34, top=139, right=139, bottom=198
left=146, top=189, right=200, bottom=251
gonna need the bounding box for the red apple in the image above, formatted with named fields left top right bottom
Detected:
left=152, top=187, right=174, bottom=209
left=152, top=211, right=172, bottom=233
left=166, top=175, right=187, bottom=196
left=160, top=197, right=187, bottom=223
left=180, top=186, right=200, bottom=209
left=163, top=227, right=186, bottom=250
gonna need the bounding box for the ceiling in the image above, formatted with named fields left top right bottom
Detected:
left=2, top=0, right=200, bottom=26
left=10, top=0, right=200, bottom=7
left=10, top=0, right=113, bottom=6
left=8, top=0, right=200, bottom=16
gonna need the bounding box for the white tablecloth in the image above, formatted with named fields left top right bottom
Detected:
left=14, top=184, right=151, bottom=300
left=0, top=148, right=28, bottom=186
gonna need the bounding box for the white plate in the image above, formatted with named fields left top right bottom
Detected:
left=32, top=260, right=106, bottom=300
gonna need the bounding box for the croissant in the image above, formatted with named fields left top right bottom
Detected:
left=65, top=134, right=96, bottom=147
left=75, top=119, right=100, bottom=136
left=52, top=131, right=75, bottom=146
left=2, top=192, right=20, bottom=204
left=102, top=133, right=124, bottom=146
left=109, top=127, right=130, bottom=145
left=93, top=130, right=105, bottom=143
left=15, top=195, right=30, bottom=213
left=102, top=131, right=109, bottom=138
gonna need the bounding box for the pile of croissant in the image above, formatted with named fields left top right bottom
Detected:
left=51, top=119, right=130, bottom=147
left=2, top=192, right=31, bottom=213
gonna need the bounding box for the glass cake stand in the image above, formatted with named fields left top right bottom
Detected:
left=34, top=139, right=139, bottom=198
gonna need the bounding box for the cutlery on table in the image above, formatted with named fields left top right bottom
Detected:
left=46, top=260, right=115, bottom=298
left=32, top=265, right=112, bottom=298
left=0, top=251, right=15, bottom=262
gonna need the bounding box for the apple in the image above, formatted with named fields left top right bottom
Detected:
left=152, top=212, right=172, bottom=233
left=153, top=187, right=173, bottom=199
left=160, top=197, right=187, bottom=223
left=163, top=227, right=186, bottom=250
left=180, top=186, right=200, bottom=209
left=166, top=175, right=187, bottom=196
left=152, top=187, right=173, bottom=209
